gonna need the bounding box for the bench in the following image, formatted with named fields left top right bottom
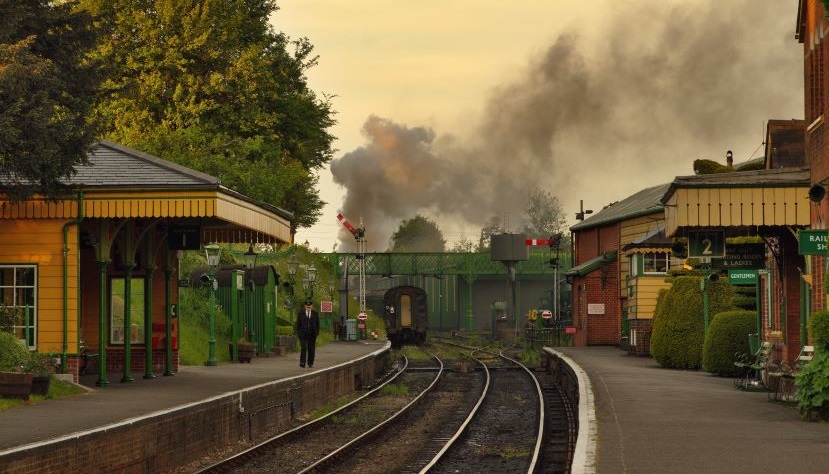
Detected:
left=767, top=345, right=814, bottom=403
left=734, top=341, right=774, bottom=390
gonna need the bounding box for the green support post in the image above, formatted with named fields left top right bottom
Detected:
left=164, top=266, right=174, bottom=376
left=702, top=263, right=710, bottom=334
left=96, top=259, right=109, bottom=386
left=144, top=234, right=155, bottom=379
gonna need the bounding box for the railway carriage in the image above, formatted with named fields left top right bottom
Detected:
left=382, top=285, right=427, bottom=347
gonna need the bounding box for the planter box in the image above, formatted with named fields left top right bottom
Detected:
left=31, top=375, right=51, bottom=396
left=237, top=344, right=255, bottom=363
left=276, top=335, right=296, bottom=353
left=0, top=371, right=34, bottom=401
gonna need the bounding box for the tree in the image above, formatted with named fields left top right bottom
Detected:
left=389, top=215, right=446, bottom=252
left=523, top=189, right=566, bottom=239
left=77, top=0, right=336, bottom=238
left=0, top=0, right=101, bottom=201
left=478, top=215, right=505, bottom=251
left=449, top=235, right=476, bottom=253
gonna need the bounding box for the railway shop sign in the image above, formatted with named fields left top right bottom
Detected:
left=798, top=229, right=828, bottom=255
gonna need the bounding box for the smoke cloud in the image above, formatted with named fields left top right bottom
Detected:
left=330, top=1, right=802, bottom=251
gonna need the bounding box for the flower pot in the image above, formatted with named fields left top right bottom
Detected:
left=31, top=375, right=51, bottom=396
left=0, top=371, right=34, bottom=401
left=237, top=343, right=255, bottom=363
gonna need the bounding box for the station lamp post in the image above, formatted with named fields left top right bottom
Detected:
left=286, top=254, right=299, bottom=307
left=244, top=243, right=258, bottom=270
left=307, top=264, right=317, bottom=300
left=242, top=243, right=258, bottom=347
left=202, top=243, right=221, bottom=366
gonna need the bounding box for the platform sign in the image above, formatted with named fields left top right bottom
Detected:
left=320, top=300, right=333, bottom=313
left=357, top=312, right=368, bottom=320
left=688, top=230, right=725, bottom=258
left=728, top=270, right=757, bottom=285
left=798, top=229, right=828, bottom=255
left=564, top=326, right=577, bottom=335
left=541, top=310, right=553, bottom=319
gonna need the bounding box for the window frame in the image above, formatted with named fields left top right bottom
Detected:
left=109, top=276, right=146, bottom=345
left=642, top=251, right=670, bottom=275
left=0, top=264, right=38, bottom=349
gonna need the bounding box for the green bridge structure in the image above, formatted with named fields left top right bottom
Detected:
left=317, top=251, right=572, bottom=333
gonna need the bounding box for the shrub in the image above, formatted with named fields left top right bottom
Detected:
left=702, top=310, right=756, bottom=376
left=808, top=309, right=829, bottom=350
left=796, top=347, right=829, bottom=421
left=731, top=286, right=756, bottom=311
left=797, top=310, right=829, bottom=421
left=0, top=332, right=33, bottom=372
left=651, top=276, right=735, bottom=370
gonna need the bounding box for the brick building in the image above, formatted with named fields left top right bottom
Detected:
left=568, top=184, right=670, bottom=347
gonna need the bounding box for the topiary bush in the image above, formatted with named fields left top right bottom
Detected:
left=702, top=310, right=756, bottom=376
left=651, top=275, right=735, bottom=370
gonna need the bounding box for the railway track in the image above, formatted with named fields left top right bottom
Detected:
left=191, top=342, right=577, bottom=474
left=194, top=349, right=444, bottom=473
left=421, top=343, right=545, bottom=473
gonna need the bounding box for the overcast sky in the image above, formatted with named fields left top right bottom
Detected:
left=276, top=1, right=804, bottom=252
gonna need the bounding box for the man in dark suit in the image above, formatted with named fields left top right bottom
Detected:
left=295, top=299, right=320, bottom=368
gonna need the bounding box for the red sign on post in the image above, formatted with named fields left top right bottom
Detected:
left=358, top=321, right=366, bottom=330
left=541, top=310, right=553, bottom=319
left=564, top=326, right=577, bottom=334
left=320, top=300, right=333, bottom=313
left=357, top=312, right=368, bottom=320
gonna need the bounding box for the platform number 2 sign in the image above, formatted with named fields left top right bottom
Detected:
left=688, top=230, right=725, bottom=259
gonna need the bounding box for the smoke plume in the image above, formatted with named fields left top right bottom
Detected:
left=330, top=1, right=802, bottom=251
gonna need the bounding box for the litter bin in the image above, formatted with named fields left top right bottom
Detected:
left=346, top=319, right=357, bottom=341
left=748, top=333, right=760, bottom=355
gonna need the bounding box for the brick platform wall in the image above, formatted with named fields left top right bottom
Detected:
left=0, top=350, right=388, bottom=473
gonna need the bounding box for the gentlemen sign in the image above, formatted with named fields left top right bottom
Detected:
left=728, top=270, right=757, bottom=285
left=798, top=229, right=828, bottom=255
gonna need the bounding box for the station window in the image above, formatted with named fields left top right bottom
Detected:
left=110, top=277, right=145, bottom=344
left=0, top=265, right=37, bottom=348
left=643, top=252, right=670, bottom=274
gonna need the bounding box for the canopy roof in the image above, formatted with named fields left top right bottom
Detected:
left=0, top=141, right=293, bottom=244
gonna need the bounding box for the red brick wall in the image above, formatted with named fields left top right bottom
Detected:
left=572, top=223, right=622, bottom=345
left=0, top=352, right=387, bottom=473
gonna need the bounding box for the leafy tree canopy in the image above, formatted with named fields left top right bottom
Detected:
left=389, top=214, right=446, bottom=252
left=77, top=0, right=335, bottom=237
left=0, top=0, right=101, bottom=201
left=522, top=188, right=567, bottom=242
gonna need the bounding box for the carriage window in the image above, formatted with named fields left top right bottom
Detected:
left=0, top=265, right=37, bottom=348
left=400, top=295, right=412, bottom=326
left=110, top=277, right=145, bottom=344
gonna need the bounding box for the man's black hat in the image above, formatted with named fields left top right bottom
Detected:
left=304, top=299, right=313, bottom=306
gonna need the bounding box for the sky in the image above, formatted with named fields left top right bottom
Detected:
left=275, top=1, right=804, bottom=252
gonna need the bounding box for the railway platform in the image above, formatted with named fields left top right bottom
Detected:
left=0, top=341, right=386, bottom=454
left=557, top=346, right=829, bottom=474
left=3, top=343, right=829, bottom=473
